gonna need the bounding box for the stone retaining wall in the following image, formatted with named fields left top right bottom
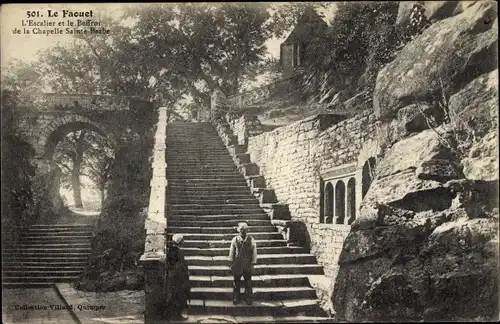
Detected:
left=245, top=110, right=378, bottom=306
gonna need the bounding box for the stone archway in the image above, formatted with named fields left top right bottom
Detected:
left=42, top=116, right=115, bottom=160
left=41, top=119, right=116, bottom=213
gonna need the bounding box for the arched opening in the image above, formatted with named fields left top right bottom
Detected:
left=324, top=182, right=334, bottom=224
left=335, top=180, right=345, bottom=224
left=347, top=178, right=356, bottom=225
left=44, top=122, right=115, bottom=219
left=362, top=157, right=377, bottom=199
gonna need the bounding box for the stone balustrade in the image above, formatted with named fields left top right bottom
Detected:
left=140, top=106, right=168, bottom=323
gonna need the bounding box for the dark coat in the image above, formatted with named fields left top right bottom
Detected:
left=165, top=246, right=191, bottom=309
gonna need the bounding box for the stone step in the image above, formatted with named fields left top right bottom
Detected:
left=2, top=254, right=89, bottom=260
left=2, top=265, right=85, bottom=271
left=170, top=209, right=266, bottom=216
left=3, top=243, right=90, bottom=248
left=2, top=270, right=84, bottom=277
left=168, top=178, right=247, bottom=184
left=169, top=198, right=259, bottom=205
left=168, top=214, right=269, bottom=222
left=168, top=154, right=231, bottom=158
left=180, top=246, right=308, bottom=257
left=2, top=260, right=87, bottom=267
left=167, top=177, right=243, bottom=182
left=169, top=219, right=270, bottom=227
left=168, top=188, right=252, bottom=194
left=1, top=276, right=79, bottom=283
left=167, top=149, right=229, bottom=153
left=169, top=184, right=250, bottom=189
left=177, top=240, right=287, bottom=249
left=2, top=247, right=92, bottom=254
left=19, top=236, right=92, bottom=242
left=183, top=254, right=317, bottom=266
left=167, top=232, right=282, bottom=241
left=170, top=204, right=261, bottom=210
left=187, top=264, right=323, bottom=276
left=189, top=274, right=312, bottom=288
left=190, top=286, right=317, bottom=300
left=2, top=252, right=91, bottom=258
left=168, top=226, right=276, bottom=234
left=167, top=170, right=242, bottom=175
left=1, top=282, right=56, bottom=288
left=168, top=181, right=249, bottom=187
left=186, top=298, right=322, bottom=316
left=167, top=161, right=236, bottom=165
left=29, top=224, right=94, bottom=229
left=168, top=194, right=256, bottom=200
left=21, top=231, right=93, bottom=236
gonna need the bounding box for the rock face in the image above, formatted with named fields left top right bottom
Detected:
left=332, top=4, right=499, bottom=320
left=448, top=70, right=499, bottom=181
left=448, top=69, right=498, bottom=138
left=374, top=1, right=498, bottom=120
left=333, top=176, right=499, bottom=321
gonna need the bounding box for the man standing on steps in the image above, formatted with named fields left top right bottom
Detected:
left=229, top=222, right=258, bottom=305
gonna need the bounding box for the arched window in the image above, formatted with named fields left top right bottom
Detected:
left=347, top=178, right=356, bottom=225
left=335, top=180, right=345, bottom=224
left=324, top=182, right=334, bottom=224
left=362, top=157, right=376, bottom=199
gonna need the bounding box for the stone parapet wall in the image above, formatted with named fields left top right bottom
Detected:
left=140, top=106, right=168, bottom=322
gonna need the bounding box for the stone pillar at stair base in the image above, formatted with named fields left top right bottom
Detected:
left=141, top=256, right=166, bottom=323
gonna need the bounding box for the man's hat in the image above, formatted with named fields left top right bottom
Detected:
left=237, top=222, right=249, bottom=231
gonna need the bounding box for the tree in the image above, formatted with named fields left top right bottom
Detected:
left=121, top=3, right=272, bottom=103
left=265, top=2, right=329, bottom=38
left=80, top=133, right=114, bottom=208
left=53, top=130, right=114, bottom=209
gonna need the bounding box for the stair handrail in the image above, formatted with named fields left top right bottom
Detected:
left=140, top=106, right=168, bottom=322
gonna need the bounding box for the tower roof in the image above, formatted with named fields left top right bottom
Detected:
left=282, top=8, right=328, bottom=46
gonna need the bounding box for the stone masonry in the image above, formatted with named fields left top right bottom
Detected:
left=212, top=91, right=381, bottom=312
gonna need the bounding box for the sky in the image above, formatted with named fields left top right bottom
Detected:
left=1, top=3, right=337, bottom=66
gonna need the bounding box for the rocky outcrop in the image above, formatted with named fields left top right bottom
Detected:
left=461, top=131, right=498, bottom=181
left=448, top=69, right=498, bottom=138
left=374, top=1, right=498, bottom=120
left=333, top=175, right=499, bottom=321
left=333, top=4, right=499, bottom=320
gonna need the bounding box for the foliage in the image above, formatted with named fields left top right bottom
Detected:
left=53, top=130, right=114, bottom=208
left=398, top=3, right=432, bottom=44
left=1, top=91, right=37, bottom=242
left=1, top=60, right=44, bottom=93
left=265, top=3, right=329, bottom=38
left=76, top=142, right=152, bottom=291
left=306, top=2, right=399, bottom=77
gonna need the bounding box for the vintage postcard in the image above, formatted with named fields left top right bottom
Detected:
left=1, top=2, right=498, bottom=324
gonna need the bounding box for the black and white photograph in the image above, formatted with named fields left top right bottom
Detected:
left=1, top=2, right=499, bottom=323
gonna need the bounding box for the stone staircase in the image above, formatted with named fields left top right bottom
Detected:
left=166, top=122, right=329, bottom=320
left=2, top=224, right=93, bottom=287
